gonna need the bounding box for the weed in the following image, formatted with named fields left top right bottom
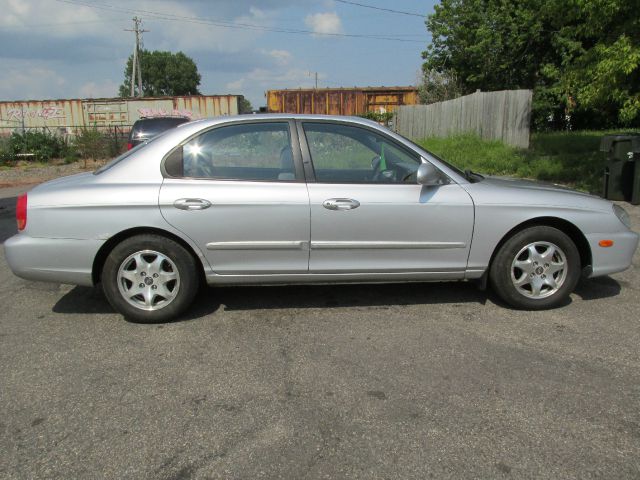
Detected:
left=418, top=130, right=638, bottom=193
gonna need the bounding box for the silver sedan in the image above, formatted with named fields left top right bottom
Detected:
left=5, top=115, right=639, bottom=322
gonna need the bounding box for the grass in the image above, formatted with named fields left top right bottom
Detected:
left=419, top=130, right=638, bottom=193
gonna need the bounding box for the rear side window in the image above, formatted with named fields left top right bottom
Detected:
left=164, top=122, right=296, bottom=181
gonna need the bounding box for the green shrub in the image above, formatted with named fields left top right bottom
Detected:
left=63, top=148, right=80, bottom=164
left=418, top=131, right=633, bottom=193
left=7, top=130, right=66, bottom=162
left=0, top=137, right=10, bottom=165
left=360, top=111, right=394, bottom=125
left=73, top=127, right=109, bottom=160
left=0, top=149, right=12, bottom=166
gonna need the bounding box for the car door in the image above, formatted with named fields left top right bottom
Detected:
left=298, top=120, right=474, bottom=276
left=159, top=120, right=310, bottom=275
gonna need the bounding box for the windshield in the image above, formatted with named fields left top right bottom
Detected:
left=94, top=132, right=164, bottom=175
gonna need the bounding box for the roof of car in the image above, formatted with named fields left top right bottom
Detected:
left=136, top=116, right=190, bottom=121
left=182, top=113, right=382, bottom=128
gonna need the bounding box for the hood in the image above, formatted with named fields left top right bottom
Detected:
left=464, top=174, right=613, bottom=213
left=481, top=175, right=597, bottom=198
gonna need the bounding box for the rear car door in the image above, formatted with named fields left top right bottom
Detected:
left=299, top=120, right=474, bottom=276
left=159, top=120, right=310, bottom=275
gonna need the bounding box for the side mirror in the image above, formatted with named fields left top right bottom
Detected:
left=417, top=162, right=444, bottom=186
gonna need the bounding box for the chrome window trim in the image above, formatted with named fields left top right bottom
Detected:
left=309, top=241, right=466, bottom=250
left=206, top=241, right=308, bottom=250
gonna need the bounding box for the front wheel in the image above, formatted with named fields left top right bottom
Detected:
left=489, top=226, right=581, bottom=310
left=102, top=234, right=199, bottom=323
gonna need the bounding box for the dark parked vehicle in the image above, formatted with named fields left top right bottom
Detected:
left=127, top=116, right=190, bottom=150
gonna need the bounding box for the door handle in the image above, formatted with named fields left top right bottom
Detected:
left=322, top=198, right=360, bottom=211
left=173, top=198, right=212, bottom=210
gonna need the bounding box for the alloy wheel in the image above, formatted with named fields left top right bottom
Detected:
left=510, top=241, right=567, bottom=299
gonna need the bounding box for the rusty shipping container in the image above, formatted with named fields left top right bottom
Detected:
left=0, top=95, right=241, bottom=136
left=266, top=87, right=418, bottom=115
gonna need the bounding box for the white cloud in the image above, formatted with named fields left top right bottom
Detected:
left=78, top=79, right=119, bottom=98
left=0, top=0, right=276, bottom=55
left=225, top=78, right=245, bottom=92
left=304, top=11, right=342, bottom=35
left=0, top=0, right=360, bottom=108
left=0, top=0, right=115, bottom=37
left=224, top=48, right=326, bottom=101
left=226, top=66, right=326, bottom=97
left=0, top=65, right=66, bottom=100
left=149, top=3, right=275, bottom=53
left=266, top=49, right=292, bottom=66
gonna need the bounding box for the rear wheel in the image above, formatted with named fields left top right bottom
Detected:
left=489, top=226, right=580, bottom=310
left=102, top=234, right=198, bottom=322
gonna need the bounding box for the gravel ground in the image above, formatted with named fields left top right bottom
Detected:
left=0, top=161, right=101, bottom=187
left=0, top=179, right=639, bottom=479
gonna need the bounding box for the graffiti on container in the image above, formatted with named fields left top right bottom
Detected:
left=7, top=106, right=65, bottom=121
left=138, top=108, right=194, bottom=118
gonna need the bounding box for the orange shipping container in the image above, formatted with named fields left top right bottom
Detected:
left=266, top=87, right=418, bottom=115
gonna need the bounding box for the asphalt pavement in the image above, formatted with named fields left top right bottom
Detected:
left=0, top=186, right=639, bottom=479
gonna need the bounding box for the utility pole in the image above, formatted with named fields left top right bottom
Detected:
left=308, top=71, right=318, bottom=89
left=125, top=17, right=149, bottom=97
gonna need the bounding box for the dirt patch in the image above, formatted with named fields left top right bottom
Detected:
left=0, top=160, right=105, bottom=187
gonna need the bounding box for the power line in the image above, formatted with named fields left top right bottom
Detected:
left=52, top=0, right=425, bottom=43
left=334, top=0, right=426, bottom=18
left=0, top=18, right=126, bottom=30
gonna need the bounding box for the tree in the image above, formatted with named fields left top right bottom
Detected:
left=421, top=0, right=640, bottom=129
left=423, top=0, right=547, bottom=91
left=418, top=68, right=463, bottom=104
left=119, top=50, right=201, bottom=97
left=238, top=96, right=253, bottom=114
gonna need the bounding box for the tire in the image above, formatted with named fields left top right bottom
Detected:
left=101, top=234, right=199, bottom=323
left=489, top=226, right=580, bottom=310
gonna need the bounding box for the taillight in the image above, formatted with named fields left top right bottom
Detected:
left=16, top=193, right=27, bottom=231
left=127, top=142, right=133, bottom=150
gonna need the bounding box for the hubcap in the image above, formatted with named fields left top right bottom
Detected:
left=510, top=241, right=567, bottom=299
left=117, top=250, right=180, bottom=311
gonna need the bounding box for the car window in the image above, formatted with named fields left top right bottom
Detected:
left=169, top=122, right=295, bottom=181
left=302, top=122, right=420, bottom=184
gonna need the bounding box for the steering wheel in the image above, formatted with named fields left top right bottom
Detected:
left=371, top=155, right=395, bottom=182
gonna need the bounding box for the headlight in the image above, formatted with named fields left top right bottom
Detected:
left=613, top=204, right=631, bottom=229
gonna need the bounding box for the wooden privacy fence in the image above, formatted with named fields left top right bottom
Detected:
left=392, top=89, right=533, bottom=148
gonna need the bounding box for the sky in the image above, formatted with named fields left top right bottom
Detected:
left=0, top=0, right=437, bottom=108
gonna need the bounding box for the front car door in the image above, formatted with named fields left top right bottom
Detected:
left=159, top=120, right=310, bottom=276
left=298, top=120, right=474, bottom=278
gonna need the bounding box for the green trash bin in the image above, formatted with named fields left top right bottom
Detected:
left=601, top=134, right=640, bottom=205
